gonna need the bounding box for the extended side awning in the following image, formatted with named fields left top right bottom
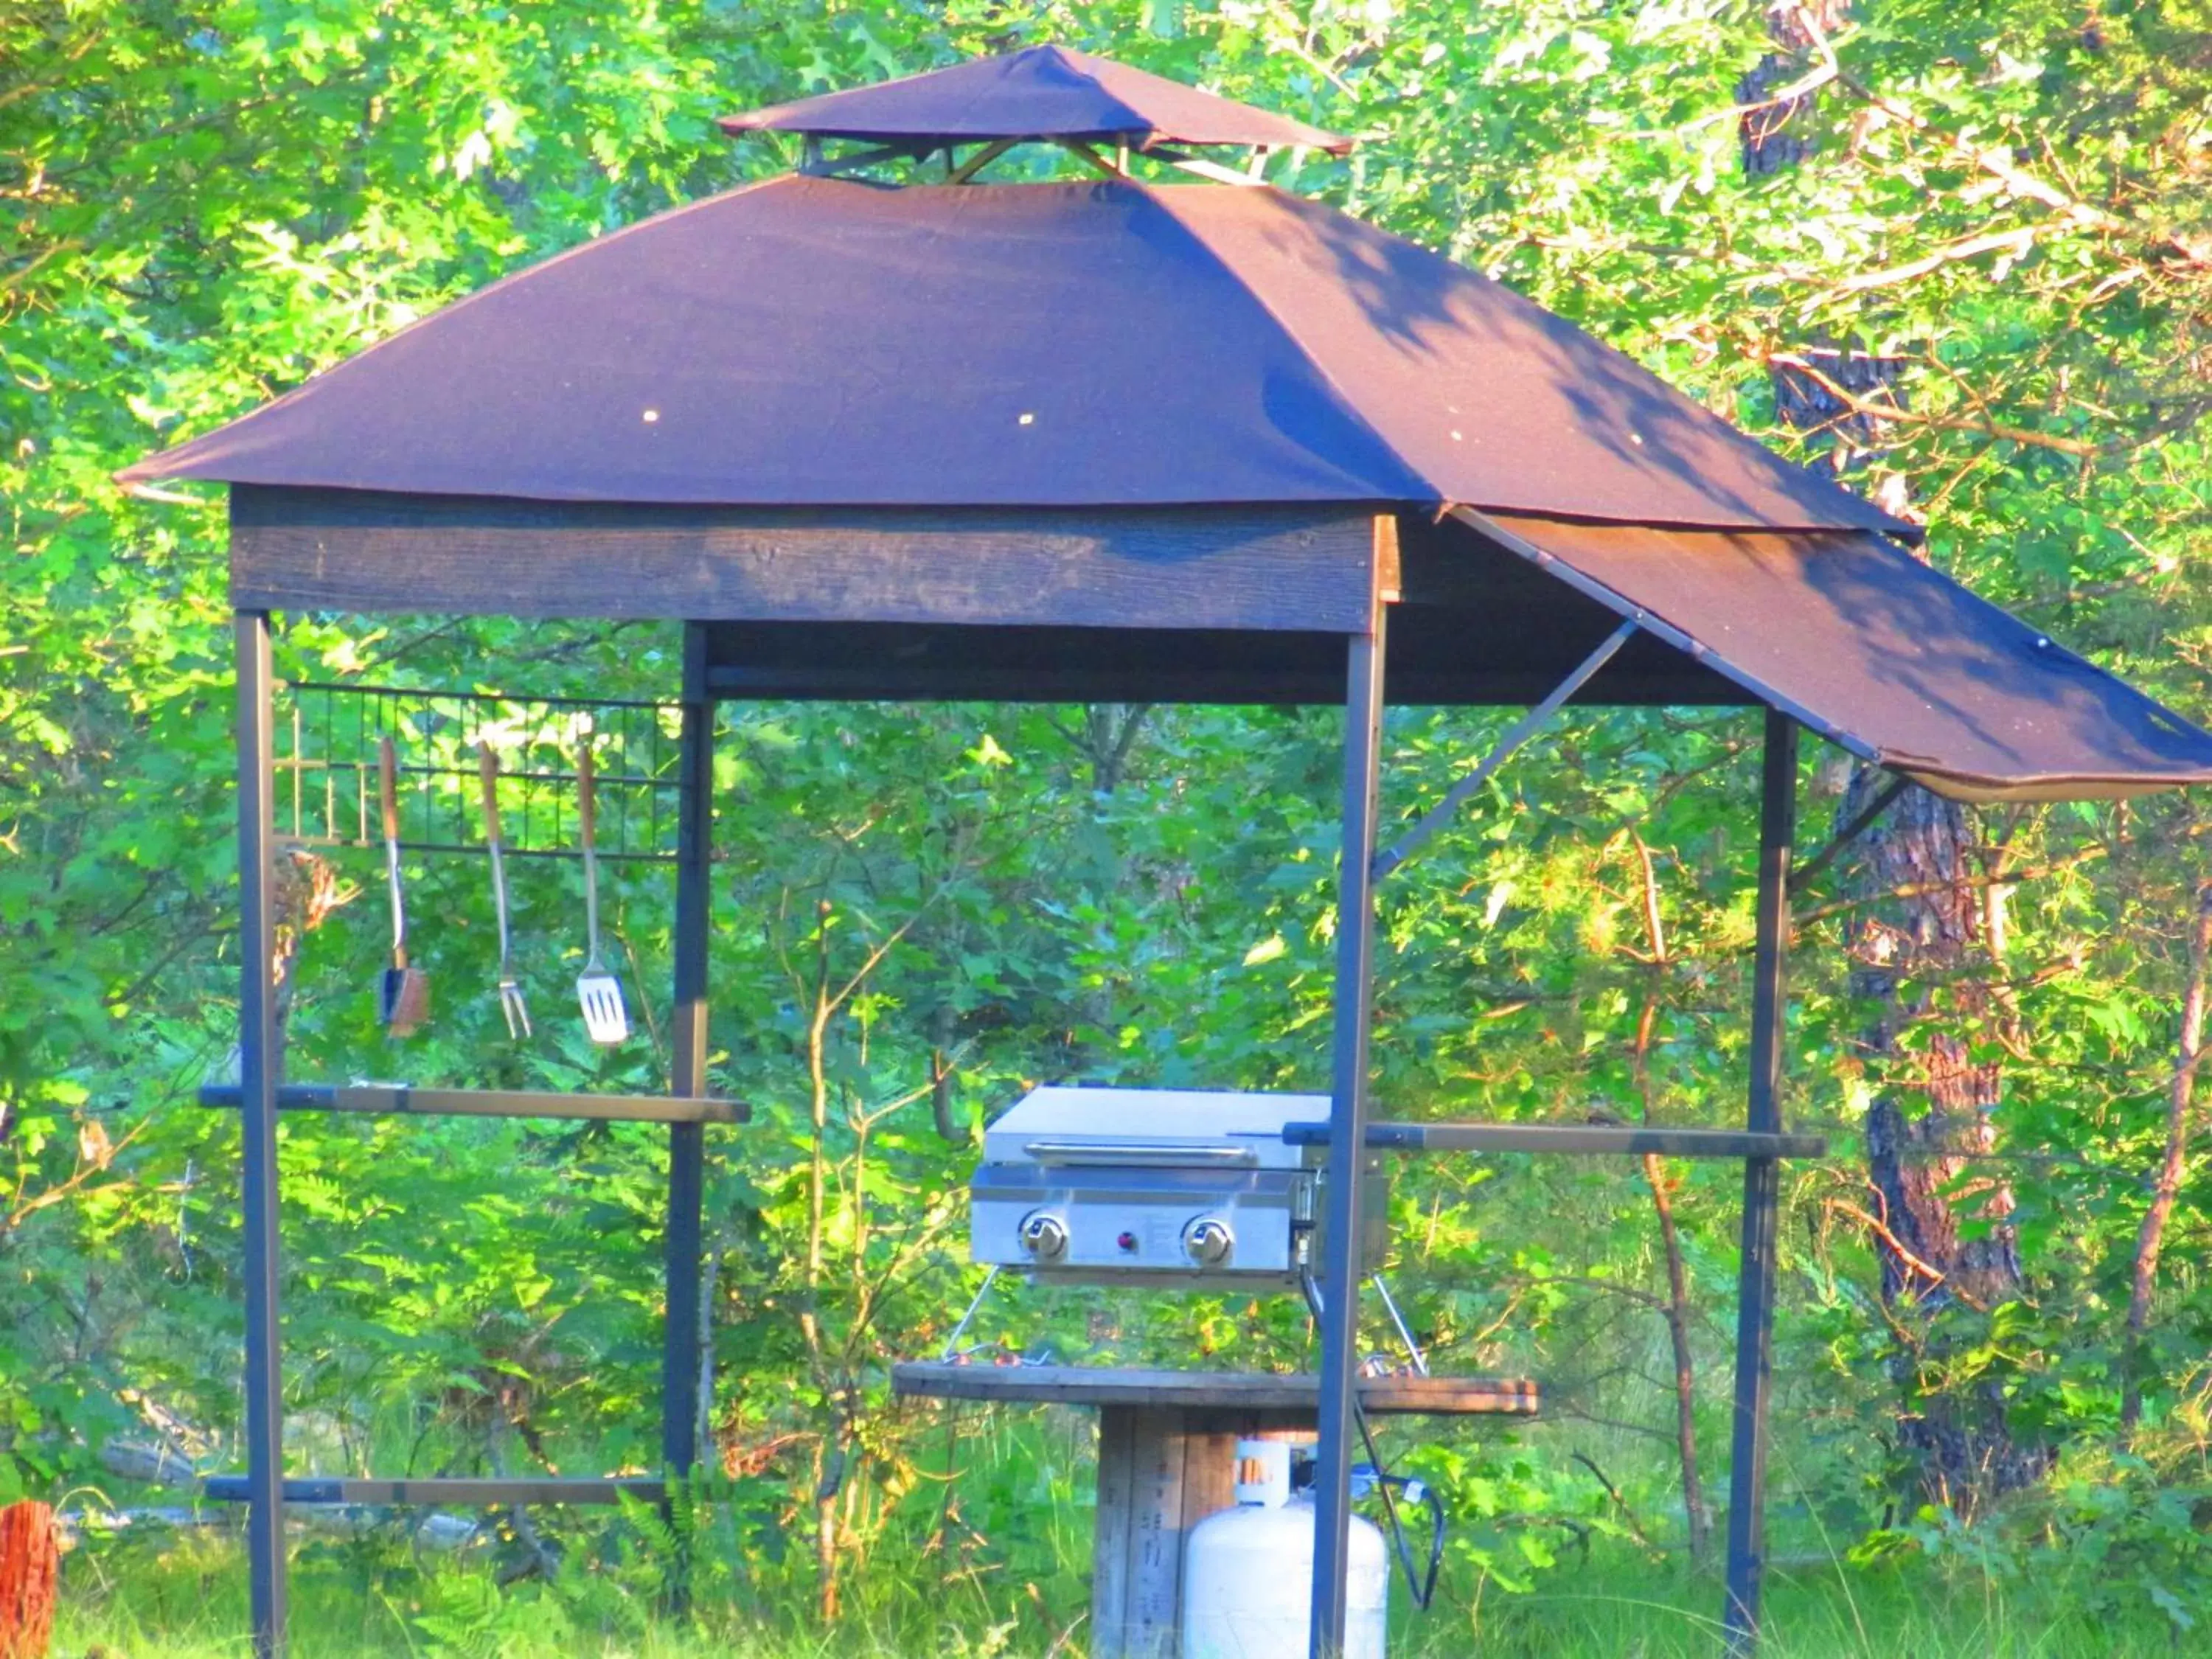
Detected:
left=1462, top=508, right=2212, bottom=803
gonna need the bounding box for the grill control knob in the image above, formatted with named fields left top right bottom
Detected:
left=1183, top=1216, right=1234, bottom=1267
left=1018, top=1211, right=1068, bottom=1262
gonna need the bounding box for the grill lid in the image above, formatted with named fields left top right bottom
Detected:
left=981, top=1086, right=1324, bottom=1172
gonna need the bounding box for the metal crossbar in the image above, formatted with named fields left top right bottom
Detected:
left=198, top=1083, right=747, bottom=1126
left=1788, top=773, right=1908, bottom=894
left=203, top=1476, right=664, bottom=1506
left=1281, top=1121, right=1827, bottom=1159
left=1371, top=620, right=1637, bottom=880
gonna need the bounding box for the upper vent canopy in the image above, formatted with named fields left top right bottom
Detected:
left=717, top=44, right=1352, bottom=156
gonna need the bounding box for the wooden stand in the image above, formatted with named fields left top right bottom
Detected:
left=893, top=1363, right=1539, bottom=1659
left=0, top=1501, right=57, bottom=1659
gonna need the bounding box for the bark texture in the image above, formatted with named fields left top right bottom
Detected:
left=1842, top=774, right=2053, bottom=1507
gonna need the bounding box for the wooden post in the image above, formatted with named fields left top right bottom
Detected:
left=890, top=1360, right=1533, bottom=1655
left=1, top=1500, right=58, bottom=1659
left=1091, top=1409, right=1192, bottom=1659
left=1092, top=1408, right=1140, bottom=1658
left=1091, top=1408, right=1319, bottom=1659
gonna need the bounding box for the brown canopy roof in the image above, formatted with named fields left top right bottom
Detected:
left=1467, top=512, right=2212, bottom=801
left=119, top=175, right=1901, bottom=535
left=118, top=55, right=2212, bottom=804
left=717, top=44, right=1352, bottom=155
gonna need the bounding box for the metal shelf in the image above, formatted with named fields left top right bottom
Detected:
left=199, top=1083, right=747, bottom=1125
left=274, top=678, right=689, bottom=863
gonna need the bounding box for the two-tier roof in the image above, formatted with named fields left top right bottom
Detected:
left=119, top=46, right=2212, bottom=802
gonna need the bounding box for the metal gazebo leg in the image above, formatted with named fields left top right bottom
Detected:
left=1722, top=709, right=1798, bottom=1655
left=663, top=622, right=713, bottom=1605
left=235, top=611, right=287, bottom=1657
left=1310, top=610, right=1387, bottom=1659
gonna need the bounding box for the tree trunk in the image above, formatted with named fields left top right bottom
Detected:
left=814, top=1412, right=852, bottom=1624
left=1735, top=15, right=2048, bottom=1503
left=929, top=1003, right=970, bottom=1146
left=1643, top=1148, right=1711, bottom=1562
left=1627, top=847, right=1711, bottom=1562
left=2121, top=877, right=2212, bottom=1428
left=1843, top=774, right=2052, bottom=1509
left=1736, top=0, right=1851, bottom=175
left=0, top=1501, right=57, bottom=1659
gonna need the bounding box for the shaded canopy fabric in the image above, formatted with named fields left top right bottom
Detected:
left=1473, top=512, right=2212, bottom=801
left=717, top=44, right=1352, bottom=154
left=122, top=175, right=1902, bottom=535
left=119, top=46, right=2211, bottom=804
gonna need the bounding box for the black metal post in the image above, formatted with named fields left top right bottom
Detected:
left=1309, top=608, right=1388, bottom=1659
left=235, top=610, right=287, bottom=1657
left=663, top=622, right=712, bottom=1599
left=1722, top=709, right=1798, bottom=1655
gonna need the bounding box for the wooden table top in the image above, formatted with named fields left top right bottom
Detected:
left=892, top=1361, right=1539, bottom=1416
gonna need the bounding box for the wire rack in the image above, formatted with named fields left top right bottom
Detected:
left=274, top=681, right=686, bottom=864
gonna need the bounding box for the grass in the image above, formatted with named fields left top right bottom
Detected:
left=48, top=1401, right=2202, bottom=1656
left=1459, top=1561, right=2188, bottom=1657
left=49, top=1530, right=2192, bottom=1658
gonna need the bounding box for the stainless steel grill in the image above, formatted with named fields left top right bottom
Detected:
left=970, top=1086, right=1385, bottom=1290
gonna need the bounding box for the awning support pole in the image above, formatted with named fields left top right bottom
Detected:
left=1787, top=771, right=1904, bottom=896
left=1722, top=709, right=1798, bottom=1655
left=662, top=622, right=714, bottom=1607
left=1310, top=606, right=1388, bottom=1659
left=1371, top=619, right=1635, bottom=880
left=235, top=610, right=287, bottom=1658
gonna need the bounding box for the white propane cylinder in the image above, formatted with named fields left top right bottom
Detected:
left=1180, top=1439, right=1388, bottom=1659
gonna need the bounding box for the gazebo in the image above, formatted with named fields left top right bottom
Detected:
left=122, top=44, right=2212, bottom=1659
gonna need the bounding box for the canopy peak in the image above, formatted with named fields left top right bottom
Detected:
left=717, top=44, right=1353, bottom=157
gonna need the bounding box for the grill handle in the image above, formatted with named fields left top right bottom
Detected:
left=1021, top=1141, right=1261, bottom=1168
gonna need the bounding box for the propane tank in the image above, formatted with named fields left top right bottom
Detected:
left=1180, top=1440, right=1388, bottom=1659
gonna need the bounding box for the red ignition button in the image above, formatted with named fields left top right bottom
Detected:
left=1116, top=1231, right=1139, bottom=1252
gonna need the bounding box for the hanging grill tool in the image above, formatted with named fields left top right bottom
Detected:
left=376, top=736, right=429, bottom=1037
left=572, top=742, right=628, bottom=1044
left=968, top=1087, right=1386, bottom=1290
left=478, top=742, right=531, bottom=1039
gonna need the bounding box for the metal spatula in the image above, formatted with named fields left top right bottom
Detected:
left=377, top=737, right=429, bottom=1036
left=574, top=742, right=628, bottom=1044
left=478, top=742, right=531, bottom=1040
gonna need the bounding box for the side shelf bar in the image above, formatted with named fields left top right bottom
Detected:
left=1282, top=1121, right=1826, bottom=1159
left=204, top=1476, right=665, bottom=1506
left=197, top=1083, right=747, bottom=1125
